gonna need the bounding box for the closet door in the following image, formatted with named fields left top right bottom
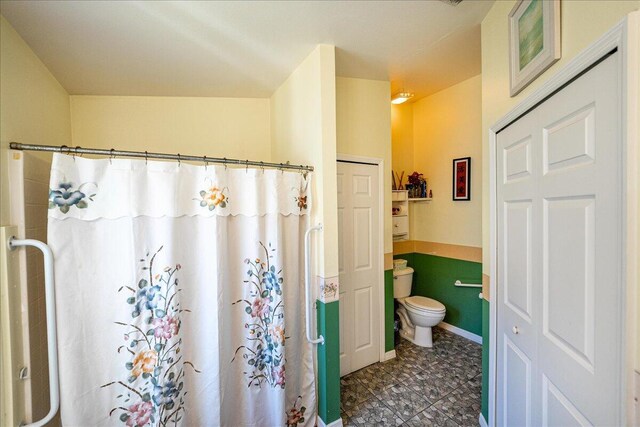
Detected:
left=337, top=161, right=380, bottom=376
left=497, top=52, right=623, bottom=426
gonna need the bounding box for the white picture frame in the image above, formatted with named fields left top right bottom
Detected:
left=509, top=0, right=561, bottom=97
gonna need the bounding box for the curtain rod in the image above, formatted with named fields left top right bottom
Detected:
left=9, top=142, right=314, bottom=172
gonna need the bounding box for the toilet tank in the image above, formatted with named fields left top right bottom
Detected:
left=393, top=266, right=414, bottom=298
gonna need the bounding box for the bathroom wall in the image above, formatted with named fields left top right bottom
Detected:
left=70, top=95, right=271, bottom=161
left=391, top=74, right=483, bottom=340
left=411, top=74, right=482, bottom=248
left=481, top=2, right=640, bottom=422
left=335, top=76, right=395, bottom=352
left=270, top=44, right=341, bottom=425
left=1, top=14, right=70, bottom=425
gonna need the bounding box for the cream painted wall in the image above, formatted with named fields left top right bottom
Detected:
left=0, top=15, right=70, bottom=225
left=336, top=77, right=392, bottom=255
left=1, top=14, right=71, bottom=425
left=391, top=104, right=414, bottom=187
left=411, top=75, right=482, bottom=249
left=70, top=96, right=271, bottom=160
left=480, top=0, right=640, bottom=405
left=480, top=0, right=640, bottom=272
left=270, top=45, right=339, bottom=278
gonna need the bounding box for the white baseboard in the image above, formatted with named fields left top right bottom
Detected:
left=438, top=321, right=482, bottom=344
left=479, top=413, right=488, bottom=427
left=382, top=349, right=396, bottom=361
left=317, top=416, right=343, bottom=427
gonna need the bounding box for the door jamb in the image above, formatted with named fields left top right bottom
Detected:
left=336, top=153, right=387, bottom=366
left=487, top=15, right=637, bottom=426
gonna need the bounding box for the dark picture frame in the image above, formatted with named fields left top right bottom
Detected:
left=453, top=157, right=471, bottom=201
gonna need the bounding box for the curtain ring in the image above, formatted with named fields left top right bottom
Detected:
left=75, top=146, right=82, bottom=159
left=145, top=151, right=149, bottom=165
left=260, top=161, right=265, bottom=174
left=177, top=153, right=181, bottom=167
left=245, top=160, right=249, bottom=173
left=280, top=163, right=284, bottom=174
left=223, top=157, right=227, bottom=170
left=59, top=144, right=67, bottom=154
left=110, top=148, right=115, bottom=164
left=203, top=155, right=208, bottom=170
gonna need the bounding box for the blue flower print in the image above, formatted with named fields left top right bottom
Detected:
left=152, top=380, right=180, bottom=409
left=133, top=284, right=162, bottom=317
left=262, top=266, right=283, bottom=295
left=49, top=181, right=97, bottom=214
left=232, top=242, right=286, bottom=389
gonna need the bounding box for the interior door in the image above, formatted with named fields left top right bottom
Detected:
left=497, top=52, right=623, bottom=426
left=337, top=160, right=380, bottom=376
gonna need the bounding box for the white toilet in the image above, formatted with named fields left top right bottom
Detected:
left=394, top=260, right=446, bottom=347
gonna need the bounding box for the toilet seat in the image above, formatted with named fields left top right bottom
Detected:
left=404, top=296, right=445, bottom=313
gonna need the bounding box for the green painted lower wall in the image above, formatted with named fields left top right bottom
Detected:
left=384, top=269, right=395, bottom=352
left=481, top=298, right=490, bottom=421
left=317, top=300, right=341, bottom=424
left=395, top=253, right=483, bottom=336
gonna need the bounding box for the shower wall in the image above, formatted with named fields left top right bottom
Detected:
left=21, top=153, right=53, bottom=423
left=1, top=14, right=70, bottom=426
left=7, top=152, right=57, bottom=425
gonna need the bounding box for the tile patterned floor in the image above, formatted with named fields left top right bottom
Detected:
left=340, top=327, right=482, bottom=427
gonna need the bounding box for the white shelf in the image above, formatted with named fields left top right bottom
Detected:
left=408, top=197, right=433, bottom=202
left=392, top=214, right=408, bottom=217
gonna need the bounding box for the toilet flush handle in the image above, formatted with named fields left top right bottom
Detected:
left=512, top=326, right=520, bottom=335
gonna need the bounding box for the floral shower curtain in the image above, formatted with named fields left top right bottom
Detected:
left=47, top=153, right=316, bottom=427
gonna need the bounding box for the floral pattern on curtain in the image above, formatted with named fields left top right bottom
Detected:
left=47, top=153, right=315, bottom=427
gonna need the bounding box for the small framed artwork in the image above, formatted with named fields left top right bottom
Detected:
left=453, top=157, right=471, bottom=201
left=509, top=0, right=561, bottom=96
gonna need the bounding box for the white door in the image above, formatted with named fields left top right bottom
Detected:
left=337, top=160, right=381, bottom=376
left=497, top=52, right=623, bottom=426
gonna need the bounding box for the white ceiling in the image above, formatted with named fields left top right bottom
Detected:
left=0, top=0, right=493, bottom=100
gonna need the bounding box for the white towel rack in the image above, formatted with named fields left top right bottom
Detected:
left=8, top=237, right=59, bottom=427
left=304, top=224, right=325, bottom=345
left=454, top=280, right=482, bottom=288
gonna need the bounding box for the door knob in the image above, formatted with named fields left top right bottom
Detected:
left=512, top=326, right=520, bottom=334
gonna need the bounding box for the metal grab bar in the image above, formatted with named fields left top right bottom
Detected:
left=454, top=280, right=482, bottom=288
left=304, top=224, right=325, bottom=345
left=8, top=238, right=59, bottom=427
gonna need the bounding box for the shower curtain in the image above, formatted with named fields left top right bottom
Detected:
left=47, top=153, right=316, bottom=427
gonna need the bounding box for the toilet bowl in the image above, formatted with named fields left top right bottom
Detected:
left=393, top=263, right=446, bottom=347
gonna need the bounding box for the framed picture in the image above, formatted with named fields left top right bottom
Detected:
left=509, top=0, right=561, bottom=96
left=453, top=157, right=471, bottom=201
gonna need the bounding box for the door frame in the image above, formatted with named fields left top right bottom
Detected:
left=336, top=153, right=387, bottom=365
left=487, top=15, right=639, bottom=426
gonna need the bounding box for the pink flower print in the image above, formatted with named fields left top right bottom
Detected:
left=250, top=298, right=270, bottom=318
left=272, top=365, right=286, bottom=388
left=126, top=400, right=153, bottom=427
left=152, top=316, right=180, bottom=340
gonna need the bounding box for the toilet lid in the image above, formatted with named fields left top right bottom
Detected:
left=405, top=296, right=445, bottom=312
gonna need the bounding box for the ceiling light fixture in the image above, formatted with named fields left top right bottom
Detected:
left=391, top=92, right=414, bottom=104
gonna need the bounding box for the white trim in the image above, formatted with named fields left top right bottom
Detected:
left=317, top=416, right=343, bottom=427
left=438, top=321, right=482, bottom=344
left=382, top=349, right=397, bottom=362
left=488, top=17, right=635, bottom=427
left=336, top=154, right=387, bottom=365
left=479, top=413, right=489, bottom=427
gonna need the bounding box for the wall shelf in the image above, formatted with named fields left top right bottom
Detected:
left=409, top=197, right=432, bottom=202
left=392, top=190, right=409, bottom=241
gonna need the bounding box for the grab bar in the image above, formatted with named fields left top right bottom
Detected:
left=8, top=238, right=59, bottom=427
left=304, top=224, right=325, bottom=345
left=454, top=280, right=482, bottom=288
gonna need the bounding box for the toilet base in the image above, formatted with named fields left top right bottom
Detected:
left=399, top=325, right=434, bottom=347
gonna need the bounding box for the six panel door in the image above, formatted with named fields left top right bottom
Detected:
left=497, top=53, right=622, bottom=426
